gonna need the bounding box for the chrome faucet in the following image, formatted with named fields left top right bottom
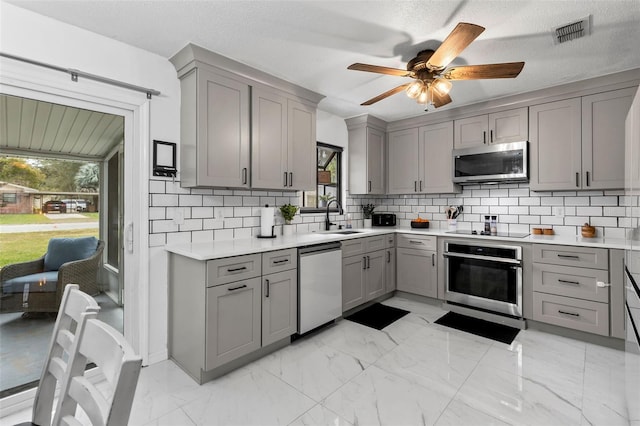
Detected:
left=325, top=199, right=344, bottom=230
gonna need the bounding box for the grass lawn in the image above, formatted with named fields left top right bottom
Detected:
left=0, top=229, right=99, bottom=268
left=0, top=213, right=99, bottom=225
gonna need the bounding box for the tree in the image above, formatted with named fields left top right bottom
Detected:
left=0, top=157, right=45, bottom=189
left=38, top=159, right=82, bottom=192
left=75, top=163, right=99, bottom=192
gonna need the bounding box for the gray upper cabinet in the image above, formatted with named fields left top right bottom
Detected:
left=387, top=128, right=419, bottom=194
left=251, top=88, right=288, bottom=190
left=170, top=44, right=323, bottom=190
left=530, top=98, right=582, bottom=191
left=530, top=88, right=635, bottom=191
left=581, top=88, right=635, bottom=190
left=387, top=122, right=458, bottom=194
left=453, top=108, right=528, bottom=149
left=419, top=121, right=458, bottom=194
left=627, top=86, right=640, bottom=191
left=346, top=115, right=386, bottom=195
left=179, top=68, right=251, bottom=188
left=251, top=90, right=316, bottom=190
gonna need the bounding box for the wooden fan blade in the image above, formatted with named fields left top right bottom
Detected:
left=443, top=62, right=525, bottom=80
left=427, top=22, right=485, bottom=70
left=432, top=91, right=452, bottom=108
left=348, top=63, right=412, bottom=77
left=361, top=83, right=411, bottom=106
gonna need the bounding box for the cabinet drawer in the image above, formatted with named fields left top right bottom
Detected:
left=385, top=234, right=395, bottom=248
left=262, top=248, right=297, bottom=275
left=365, top=236, right=386, bottom=252
left=397, top=234, right=437, bottom=250
left=533, top=244, right=608, bottom=270
left=341, top=238, right=366, bottom=257
left=533, top=263, right=609, bottom=303
left=532, top=292, right=609, bottom=336
left=207, top=254, right=262, bottom=287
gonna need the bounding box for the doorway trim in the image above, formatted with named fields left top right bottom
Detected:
left=0, top=59, right=150, bottom=413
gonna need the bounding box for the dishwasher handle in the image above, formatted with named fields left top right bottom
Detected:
left=299, top=242, right=342, bottom=256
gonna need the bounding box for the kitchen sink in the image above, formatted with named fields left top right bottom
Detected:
left=328, top=230, right=362, bottom=235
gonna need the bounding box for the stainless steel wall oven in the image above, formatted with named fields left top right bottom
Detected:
left=444, top=241, right=523, bottom=317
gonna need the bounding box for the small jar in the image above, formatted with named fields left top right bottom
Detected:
left=484, top=216, right=491, bottom=233
left=490, top=216, right=497, bottom=235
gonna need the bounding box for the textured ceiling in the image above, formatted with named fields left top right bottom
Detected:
left=4, top=0, right=640, bottom=122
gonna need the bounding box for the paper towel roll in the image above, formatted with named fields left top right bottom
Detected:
left=260, top=206, right=275, bottom=237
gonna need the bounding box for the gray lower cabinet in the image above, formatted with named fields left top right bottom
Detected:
left=342, top=236, right=388, bottom=311
left=206, top=278, right=261, bottom=370
left=532, top=244, right=614, bottom=336
left=262, top=269, right=297, bottom=346
left=385, top=234, right=396, bottom=293
left=169, top=249, right=297, bottom=384
left=342, top=254, right=366, bottom=311
left=396, top=234, right=437, bottom=298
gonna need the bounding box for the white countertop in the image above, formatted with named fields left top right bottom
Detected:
left=165, top=227, right=627, bottom=261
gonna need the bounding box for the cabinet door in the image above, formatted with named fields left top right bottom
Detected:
left=488, top=108, right=528, bottom=144
left=365, top=250, right=386, bottom=301
left=627, top=86, right=640, bottom=191
left=262, top=269, right=297, bottom=346
left=192, top=69, right=250, bottom=188
left=387, top=128, right=420, bottom=194
left=396, top=247, right=437, bottom=298
left=367, top=127, right=386, bottom=194
left=419, top=121, right=458, bottom=194
left=251, top=88, right=288, bottom=189
left=529, top=98, right=582, bottom=191
left=582, top=88, right=635, bottom=190
left=453, top=115, right=488, bottom=149
left=385, top=248, right=396, bottom=293
left=205, top=277, right=261, bottom=370
left=343, top=255, right=366, bottom=312
left=287, top=99, right=316, bottom=190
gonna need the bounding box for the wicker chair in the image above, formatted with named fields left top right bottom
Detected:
left=0, top=239, right=104, bottom=314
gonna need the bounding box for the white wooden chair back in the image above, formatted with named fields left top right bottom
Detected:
left=29, top=284, right=100, bottom=426
left=52, top=318, right=142, bottom=426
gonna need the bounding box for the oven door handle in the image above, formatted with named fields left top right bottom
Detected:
left=443, top=252, right=522, bottom=266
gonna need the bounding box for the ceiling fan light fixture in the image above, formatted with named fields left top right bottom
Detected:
left=405, top=80, right=424, bottom=99
left=432, top=78, right=452, bottom=96
left=416, top=87, right=430, bottom=105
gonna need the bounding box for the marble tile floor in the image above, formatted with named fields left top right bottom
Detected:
left=1, top=296, right=631, bottom=426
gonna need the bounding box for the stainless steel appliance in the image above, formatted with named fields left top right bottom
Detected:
left=298, top=242, right=342, bottom=334
left=452, top=141, right=528, bottom=184
left=444, top=240, right=523, bottom=317
left=372, top=213, right=396, bottom=226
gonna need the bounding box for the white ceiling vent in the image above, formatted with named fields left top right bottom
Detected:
left=553, top=16, right=591, bottom=44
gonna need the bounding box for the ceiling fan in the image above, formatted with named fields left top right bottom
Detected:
left=347, top=22, right=525, bottom=108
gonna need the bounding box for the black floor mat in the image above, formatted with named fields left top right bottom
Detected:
left=434, top=312, right=520, bottom=344
left=345, top=303, right=409, bottom=330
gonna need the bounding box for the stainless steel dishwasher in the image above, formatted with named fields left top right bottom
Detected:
left=298, top=242, right=342, bottom=334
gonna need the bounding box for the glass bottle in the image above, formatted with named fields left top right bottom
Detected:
left=491, top=215, right=497, bottom=235
left=484, top=215, right=491, bottom=233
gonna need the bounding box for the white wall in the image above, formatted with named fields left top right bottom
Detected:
left=1, top=1, right=180, bottom=362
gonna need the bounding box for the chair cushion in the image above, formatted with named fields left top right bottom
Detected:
left=2, top=271, right=58, bottom=293
left=44, top=237, right=99, bottom=271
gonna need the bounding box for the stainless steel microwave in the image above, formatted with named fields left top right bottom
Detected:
left=452, top=141, right=528, bottom=185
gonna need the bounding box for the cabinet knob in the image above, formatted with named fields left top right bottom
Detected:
left=596, top=281, right=611, bottom=288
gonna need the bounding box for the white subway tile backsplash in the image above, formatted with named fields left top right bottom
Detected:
left=576, top=206, right=603, bottom=216
left=151, top=194, right=178, bottom=207
left=591, top=196, right=618, bottom=206
left=151, top=181, right=628, bottom=244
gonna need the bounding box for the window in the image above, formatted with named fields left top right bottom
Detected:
left=301, top=143, right=342, bottom=212
left=2, top=193, right=17, bottom=204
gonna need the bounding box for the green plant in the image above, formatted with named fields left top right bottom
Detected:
left=279, top=204, right=299, bottom=224
left=361, top=203, right=375, bottom=219
left=318, top=194, right=335, bottom=202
